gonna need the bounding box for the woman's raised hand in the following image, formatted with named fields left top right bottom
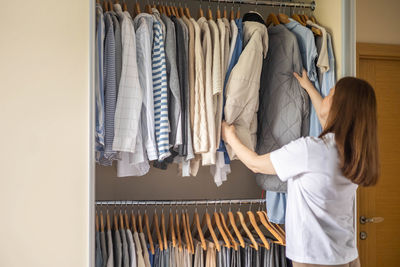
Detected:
left=293, top=69, right=314, bottom=92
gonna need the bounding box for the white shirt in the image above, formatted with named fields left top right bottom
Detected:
left=270, top=133, right=358, bottom=264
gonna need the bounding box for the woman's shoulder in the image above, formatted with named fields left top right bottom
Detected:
left=300, top=133, right=336, bottom=152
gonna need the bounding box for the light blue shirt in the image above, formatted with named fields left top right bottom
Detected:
left=285, top=18, right=321, bottom=137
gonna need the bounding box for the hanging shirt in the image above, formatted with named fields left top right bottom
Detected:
left=95, top=4, right=105, bottom=163
left=224, top=15, right=268, bottom=160
left=161, top=13, right=182, bottom=150
left=152, top=19, right=171, bottom=161
left=201, top=18, right=219, bottom=166
left=221, top=18, right=231, bottom=76
left=106, top=229, right=114, bottom=267
left=133, top=232, right=146, bottom=267
left=321, top=33, right=336, bottom=98
left=112, top=7, right=143, bottom=154
left=211, top=18, right=243, bottom=186
left=227, top=19, right=238, bottom=68
left=134, top=13, right=157, bottom=161
left=285, top=18, right=321, bottom=138
left=270, top=133, right=358, bottom=264
left=102, top=12, right=118, bottom=165
left=117, top=11, right=151, bottom=177
left=126, top=229, right=137, bottom=267
left=96, top=231, right=103, bottom=267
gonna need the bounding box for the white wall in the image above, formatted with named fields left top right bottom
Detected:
left=0, top=0, right=92, bottom=266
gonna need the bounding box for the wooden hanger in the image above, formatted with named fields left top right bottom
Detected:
left=310, top=15, right=316, bottom=23
left=138, top=211, right=143, bottom=233
left=201, top=207, right=221, bottom=252
left=151, top=210, right=164, bottom=251
left=131, top=209, right=137, bottom=233
left=175, top=211, right=183, bottom=251
left=184, top=5, right=191, bottom=18
left=96, top=211, right=99, bottom=232
left=219, top=210, right=238, bottom=251
left=212, top=211, right=231, bottom=248
left=216, top=2, right=221, bottom=19
left=108, top=0, right=114, bottom=11
left=256, top=211, right=284, bottom=245
left=100, top=210, right=105, bottom=232
left=235, top=5, right=240, bottom=19
left=166, top=3, right=172, bottom=17
left=261, top=211, right=285, bottom=245
left=184, top=208, right=195, bottom=254
left=191, top=207, right=207, bottom=251
left=145, top=1, right=153, bottom=14
left=227, top=210, right=245, bottom=248
left=207, top=4, right=213, bottom=20
left=198, top=3, right=204, bottom=18
left=124, top=209, right=130, bottom=231
left=161, top=209, right=168, bottom=250
left=247, top=211, right=270, bottom=249
left=106, top=209, right=111, bottom=232
left=158, top=4, right=165, bottom=14
left=178, top=1, right=185, bottom=18
left=174, top=5, right=180, bottom=18
left=143, top=210, right=155, bottom=255
left=134, top=1, right=141, bottom=15
left=167, top=208, right=177, bottom=248
left=266, top=13, right=280, bottom=26
left=278, top=13, right=290, bottom=24
left=181, top=211, right=191, bottom=253
left=122, top=0, right=128, bottom=11
left=104, top=1, right=109, bottom=12
left=237, top=210, right=258, bottom=250
left=223, top=5, right=227, bottom=18
left=119, top=209, right=125, bottom=230
left=230, top=6, right=235, bottom=21
left=292, top=14, right=306, bottom=26
left=96, top=0, right=100, bottom=4
left=114, top=208, right=119, bottom=231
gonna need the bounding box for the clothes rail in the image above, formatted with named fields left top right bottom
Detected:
left=203, top=0, right=316, bottom=10
left=96, top=198, right=266, bottom=206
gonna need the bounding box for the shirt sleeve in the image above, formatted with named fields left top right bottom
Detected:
left=270, top=137, right=308, bottom=182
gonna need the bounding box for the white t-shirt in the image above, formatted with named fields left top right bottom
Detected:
left=270, top=133, right=358, bottom=265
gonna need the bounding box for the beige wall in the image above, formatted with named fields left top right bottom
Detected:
left=357, top=0, right=400, bottom=44
left=0, top=0, right=92, bottom=266
left=315, top=0, right=344, bottom=78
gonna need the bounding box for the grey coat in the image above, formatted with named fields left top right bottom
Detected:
left=256, top=25, right=309, bottom=192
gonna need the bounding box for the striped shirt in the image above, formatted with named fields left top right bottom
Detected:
left=152, top=20, right=170, bottom=160
left=102, top=12, right=118, bottom=164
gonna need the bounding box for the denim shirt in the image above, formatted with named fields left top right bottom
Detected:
left=285, top=18, right=322, bottom=137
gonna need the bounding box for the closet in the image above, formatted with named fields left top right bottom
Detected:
left=94, top=0, right=354, bottom=266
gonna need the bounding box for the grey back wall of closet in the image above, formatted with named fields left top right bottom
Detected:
left=96, top=0, right=313, bottom=201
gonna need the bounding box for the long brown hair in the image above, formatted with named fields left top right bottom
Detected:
left=320, top=77, right=380, bottom=186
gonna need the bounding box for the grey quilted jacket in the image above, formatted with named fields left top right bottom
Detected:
left=256, top=25, right=310, bottom=192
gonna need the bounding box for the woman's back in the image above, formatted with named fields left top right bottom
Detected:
left=270, top=133, right=358, bottom=264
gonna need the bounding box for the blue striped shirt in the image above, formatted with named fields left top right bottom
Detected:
left=152, top=20, right=170, bottom=160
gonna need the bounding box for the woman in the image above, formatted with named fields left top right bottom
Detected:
left=221, top=70, right=379, bottom=267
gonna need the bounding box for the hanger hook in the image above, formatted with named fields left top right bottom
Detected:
left=195, top=201, right=198, bottom=213
left=229, top=200, right=232, bottom=212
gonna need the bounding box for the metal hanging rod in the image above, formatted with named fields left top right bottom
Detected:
left=205, top=0, right=315, bottom=11
left=96, top=198, right=266, bottom=206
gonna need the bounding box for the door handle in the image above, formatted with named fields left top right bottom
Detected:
left=360, top=216, right=384, bottom=224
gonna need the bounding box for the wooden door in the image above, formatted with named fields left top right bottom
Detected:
left=357, top=43, right=400, bottom=266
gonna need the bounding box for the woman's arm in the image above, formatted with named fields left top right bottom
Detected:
left=293, top=69, right=327, bottom=127
left=221, top=122, right=276, bottom=175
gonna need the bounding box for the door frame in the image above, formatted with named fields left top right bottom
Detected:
left=356, top=42, right=400, bottom=262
